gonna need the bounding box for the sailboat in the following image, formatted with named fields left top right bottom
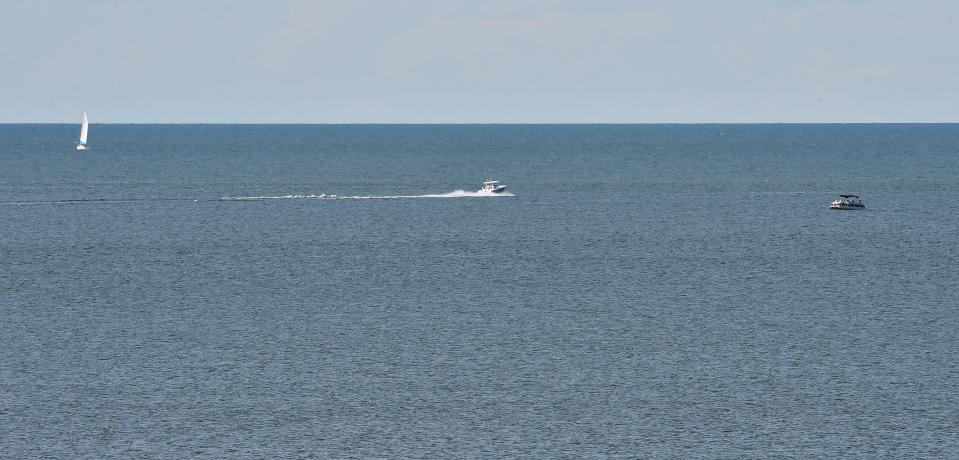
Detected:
left=76, top=112, right=89, bottom=150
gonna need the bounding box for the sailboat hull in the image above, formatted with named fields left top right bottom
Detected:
left=76, top=144, right=88, bottom=151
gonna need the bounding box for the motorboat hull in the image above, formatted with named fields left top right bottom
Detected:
left=830, top=195, right=864, bottom=209
left=480, top=177, right=507, bottom=193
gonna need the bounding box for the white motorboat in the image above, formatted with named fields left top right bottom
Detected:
left=830, top=194, right=865, bottom=210
left=76, top=112, right=89, bottom=151
left=480, top=177, right=507, bottom=193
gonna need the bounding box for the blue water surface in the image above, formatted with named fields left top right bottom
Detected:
left=1, top=124, right=957, bottom=457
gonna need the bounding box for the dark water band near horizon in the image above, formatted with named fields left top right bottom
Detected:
left=2, top=124, right=957, bottom=457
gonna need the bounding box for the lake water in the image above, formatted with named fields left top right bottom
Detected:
left=1, top=124, right=957, bottom=457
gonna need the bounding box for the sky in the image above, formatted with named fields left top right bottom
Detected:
left=2, top=0, right=958, bottom=123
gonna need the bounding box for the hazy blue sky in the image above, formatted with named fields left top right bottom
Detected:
left=3, top=0, right=958, bottom=123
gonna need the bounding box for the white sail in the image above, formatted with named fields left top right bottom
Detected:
left=79, top=112, right=88, bottom=144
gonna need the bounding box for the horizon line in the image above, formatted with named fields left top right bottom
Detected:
left=3, top=121, right=959, bottom=125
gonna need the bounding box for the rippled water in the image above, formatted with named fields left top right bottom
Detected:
left=2, top=124, right=957, bottom=457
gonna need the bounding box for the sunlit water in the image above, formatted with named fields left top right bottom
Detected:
left=1, top=124, right=957, bottom=457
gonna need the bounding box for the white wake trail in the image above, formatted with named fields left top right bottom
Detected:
left=221, top=190, right=514, bottom=201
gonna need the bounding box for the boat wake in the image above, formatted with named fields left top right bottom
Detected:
left=220, top=190, right=514, bottom=201
left=0, top=197, right=199, bottom=206
left=0, top=190, right=514, bottom=206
